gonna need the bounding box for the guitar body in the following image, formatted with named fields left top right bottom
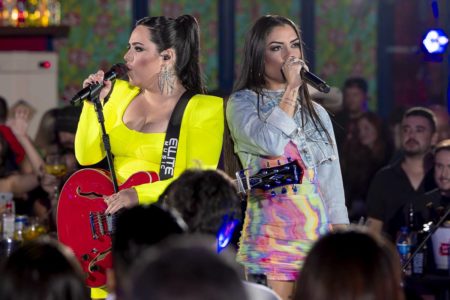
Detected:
left=57, top=168, right=158, bottom=288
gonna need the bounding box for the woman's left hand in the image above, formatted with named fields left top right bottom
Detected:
left=104, top=188, right=139, bottom=214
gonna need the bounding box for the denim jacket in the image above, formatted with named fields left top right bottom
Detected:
left=226, top=89, right=349, bottom=224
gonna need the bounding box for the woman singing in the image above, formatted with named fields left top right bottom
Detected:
left=75, top=15, right=224, bottom=214
left=226, top=15, right=348, bottom=300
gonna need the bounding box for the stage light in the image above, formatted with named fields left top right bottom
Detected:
left=422, top=28, right=449, bottom=54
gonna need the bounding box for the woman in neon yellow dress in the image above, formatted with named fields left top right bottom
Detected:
left=75, top=15, right=223, bottom=214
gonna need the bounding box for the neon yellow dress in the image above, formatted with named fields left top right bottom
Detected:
left=75, top=79, right=224, bottom=204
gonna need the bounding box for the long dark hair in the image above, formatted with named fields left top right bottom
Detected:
left=359, top=111, right=390, bottom=164
left=234, top=15, right=331, bottom=142
left=136, top=15, right=205, bottom=94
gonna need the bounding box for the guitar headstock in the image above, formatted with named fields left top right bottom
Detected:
left=235, top=160, right=303, bottom=194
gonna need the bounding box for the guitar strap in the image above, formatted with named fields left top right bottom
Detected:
left=159, top=90, right=196, bottom=180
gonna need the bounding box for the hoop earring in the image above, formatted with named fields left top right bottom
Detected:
left=158, top=64, right=175, bottom=95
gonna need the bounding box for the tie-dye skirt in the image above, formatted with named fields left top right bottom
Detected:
left=236, top=143, right=330, bottom=281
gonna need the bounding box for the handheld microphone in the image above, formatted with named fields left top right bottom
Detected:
left=70, top=63, right=129, bottom=106
left=301, top=70, right=331, bottom=93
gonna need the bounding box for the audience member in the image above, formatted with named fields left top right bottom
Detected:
left=34, top=108, right=59, bottom=157
left=160, top=169, right=241, bottom=237
left=333, top=77, right=369, bottom=151
left=341, top=111, right=392, bottom=222
left=125, top=236, right=248, bottom=300
left=294, top=227, right=404, bottom=300
left=0, top=108, right=44, bottom=196
left=0, top=237, right=90, bottom=300
left=366, top=107, right=437, bottom=240
left=357, top=112, right=392, bottom=165
left=110, top=204, right=186, bottom=300
left=56, top=106, right=81, bottom=152
left=0, top=96, right=28, bottom=173
left=428, top=139, right=450, bottom=222
left=160, top=169, right=281, bottom=300
left=27, top=106, right=81, bottom=228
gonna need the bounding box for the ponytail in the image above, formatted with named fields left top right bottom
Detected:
left=136, top=15, right=205, bottom=93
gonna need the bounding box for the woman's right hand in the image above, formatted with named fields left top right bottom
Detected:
left=82, top=70, right=112, bottom=101
left=281, top=56, right=308, bottom=90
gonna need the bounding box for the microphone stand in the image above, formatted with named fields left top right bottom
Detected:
left=90, top=94, right=119, bottom=193
left=402, top=203, right=450, bottom=272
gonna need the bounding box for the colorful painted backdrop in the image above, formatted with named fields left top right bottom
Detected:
left=55, top=0, right=378, bottom=108
left=150, top=0, right=219, bottom=90
left=234, top=0, right=301, bottom=80
left=315, top=0, right=377, bottom=109
left=57, top=0, right=132, bottom=104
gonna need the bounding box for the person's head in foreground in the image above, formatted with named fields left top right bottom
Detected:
left=0, top=237, right=89, bottom=300
left=294, top=227, right=404, bottom=300
left=124, top=236, right=248, bottom=300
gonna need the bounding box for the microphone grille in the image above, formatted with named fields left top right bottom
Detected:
left=111, top=63, right=129, bottom=80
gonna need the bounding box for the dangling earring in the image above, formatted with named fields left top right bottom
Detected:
left=158, top=64, right=175, bottom=95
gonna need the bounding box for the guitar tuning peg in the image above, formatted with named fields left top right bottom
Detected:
left=281, top=187, right=287, bottom=194
left=266, top=162, right=270, bottom=168
left=270, top=190, right=277, bottom=197
left=277, top=160, right=281, bottom=166
left=292, top=185, right=298, bottom=193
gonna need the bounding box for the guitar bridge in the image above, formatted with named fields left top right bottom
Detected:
left=89, top=212, right=115, bottom=239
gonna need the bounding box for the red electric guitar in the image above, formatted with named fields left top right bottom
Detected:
left=57, top=160, right=303, bottom=288
left=57, top=168, right=158, bottom=288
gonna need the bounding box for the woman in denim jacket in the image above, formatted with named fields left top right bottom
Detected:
left=226, top=15, right=349, bottom=300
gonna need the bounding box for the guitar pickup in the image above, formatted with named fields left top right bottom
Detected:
left=89, top=212, right=98, bottom=240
